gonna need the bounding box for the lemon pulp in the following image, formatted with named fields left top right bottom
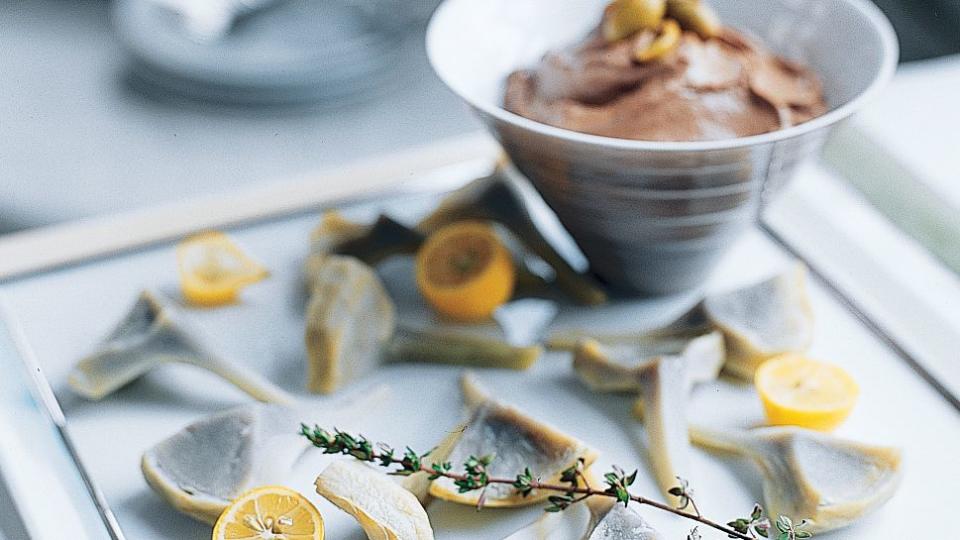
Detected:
left=178, top=231, right=269, bottom=306
left=756, top=354, right=859, bottom=431
left=212, top=485, right=324, bottom=540
left=415, top=221, right=516, bottom=322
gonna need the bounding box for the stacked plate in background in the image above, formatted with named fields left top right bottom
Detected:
left=113, top=0, right=405, bottom=106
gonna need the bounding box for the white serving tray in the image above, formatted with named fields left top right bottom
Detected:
left=0, top=141, right=957, bottom=539
left=0, top=302, right=121, bottom=540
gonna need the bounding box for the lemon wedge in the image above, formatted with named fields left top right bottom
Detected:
left=178, top=231, right=269, bottom=306
left=755, top=354, right=859, bottom=431
left=212, top=485, right=323, bottom=540
left=633, top=19, right=682, bottom=63
left=315, top=460, right=434, bottom=540
left=602, top=0, right=667, bottom=42
left=415, top=221, right=516, bottom=322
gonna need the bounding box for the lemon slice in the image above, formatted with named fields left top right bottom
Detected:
left=633, top=19, right=681, bottom=63
left=755, top=354, right=859, bottom=431
left=178, top=231, right=269, bottom=306
left=315, top=460, right=434, bottom=540
left=415, top=221, right=516, bottom=322
left=212, top=485, right=323, bottom=540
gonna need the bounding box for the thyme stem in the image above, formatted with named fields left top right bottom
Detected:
left=301, top=425, right=754, bottom=539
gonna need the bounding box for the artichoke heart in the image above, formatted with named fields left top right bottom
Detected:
left=691, top=425, right=902, bottom=533
left=633, top=353, right=691, bottom=508
left=69, top=290, right=293, bottom=404
left=305, top=255, right=396, bottom=394
left=388, top=328, right=543, bottom=371
left=308, top=211, right=369, bottom=255
left=142, top=404, right=304, bottom=524
left=315, top=460, right=434, bottom=540
left=428, top=373, right=599, bottom=507
left=703, top=264, right=814, bottom=379
left=141, top=385, right=389, bottom=524
left=304, top=255, right=544, bottom=394
left=572, top=332, right=724, bottom=394
left=308, top=212, right=425, bottom=268
left=571, top=334, right=723, bottom=506
left=505, top=497, right=663, bottom=539
left=556, top=264, right=814, bottom=380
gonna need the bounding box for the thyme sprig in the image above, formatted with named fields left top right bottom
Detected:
left=727, top=504, right=813, bottom=539
left=670, top=476, right=701, bottom=517
left=301, top=425, right=808, bottom=539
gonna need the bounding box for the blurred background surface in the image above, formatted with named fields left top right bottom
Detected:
left=0, top=0, right=957, bottom=235
left=0, top=0, right=477, bottom=234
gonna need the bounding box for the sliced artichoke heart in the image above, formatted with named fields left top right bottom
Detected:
left=691, top=424, right=902, bottom=533
left=702, top=264, right=814, bottom=379
left=305, top=255, right=396, bottom=394
left=571, top=334, right=722, bottom=505
left=428, top=374, right=599, bottom=507
left=315, top=460, right=434, bottom=540
left=572, top=331, right=724, bottom=394
left=142, top=385, right=389, bottom=524
left=505, top=497, right=663, bottom=539
left=69, top=290, right=293, bottom=405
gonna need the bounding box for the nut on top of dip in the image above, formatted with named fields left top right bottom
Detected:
left=504, top=0, right=827, bottom=142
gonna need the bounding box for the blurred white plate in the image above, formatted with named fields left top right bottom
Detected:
left=113, top=0, right=403, bottom=104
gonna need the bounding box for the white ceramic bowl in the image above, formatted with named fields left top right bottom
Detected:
left=427, top=0, right=897, bottom=294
